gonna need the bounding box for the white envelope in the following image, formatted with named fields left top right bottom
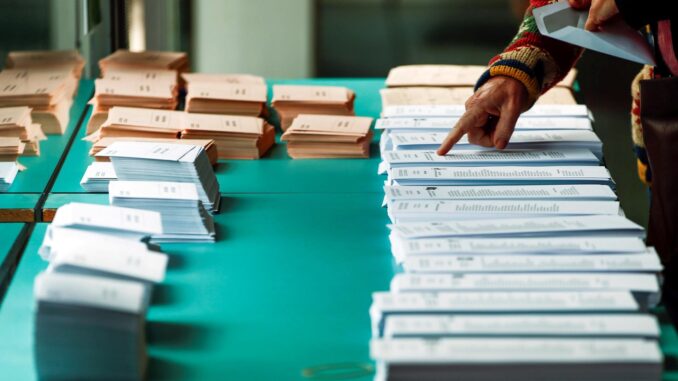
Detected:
left=533, top=1, right=655, bottom=65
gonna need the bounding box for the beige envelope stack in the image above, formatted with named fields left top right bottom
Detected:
left=281, top=114, right=373, bottom=159
left=0, top=106, right=46, bottom=156
left=5, top=50, right=85, bottom=79
left=182, top=73, right=265, bottom=86
left=0, top=137, right=26, bottom=161
left=185, top=82, right=268, bottom=117
left=98, top=50, right=189, bottom=79
left=88, top=70, right=179, bottom=134
left=90, top=107, right=183, bottom=141
left=181, top=113, right=275, bottom=159
left=384, top=64, right=578, bottom=105
left=0, top=68, right=77, bottom=134
left=89, top=137, right=218, bottom=166
left=271, top=85, right=356, bottom=131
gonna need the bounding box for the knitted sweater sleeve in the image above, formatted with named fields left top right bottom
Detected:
left=475, top=0, right=584, bottom=104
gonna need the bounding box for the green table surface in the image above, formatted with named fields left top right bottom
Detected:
left=0, top=193, right=394, bottom=380
left=50, top=78, right=385, bottom=195
left=6, top=80, right=93, bottom=194
left=0, top=223, right=26, bottom=288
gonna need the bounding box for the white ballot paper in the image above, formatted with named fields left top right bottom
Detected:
left=389, top=215, right=645, bottom=239
left=382, top=104, right=591, bottom=119
left=388, top=166, right=613, bottom=186
left=382, top=314, right=660, bottom=338
left=379, top=150, right=600, bottom=174
left=387, top=200, right=621, bottom=223
left=51, top=202, right=163, bottom=238
left=402, top=250, right=663, bottom=274
left=533, top=1, right=655, bottom=65
left=80, top=162, right=117, bottom=192
left=0, top=162, right=19, bottom=192
left=383, top=184, right=617, bottom=203
left=370, top=290, right=640, bottom=337
left=376, top=117, right=593, bottom=132
left=389, top=235, right=647, bottom=263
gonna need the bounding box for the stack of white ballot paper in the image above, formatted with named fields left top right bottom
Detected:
left=97, top=141, right=221, bottom=212
left=369, top=67, right=664, bottom=381
left=0, top=161, right=19, bottom=192
left=109, top=181, right=216, bottom=243
left=80, top=162, right=116, bottom=192
left=34, top=202, right=167, bottom=380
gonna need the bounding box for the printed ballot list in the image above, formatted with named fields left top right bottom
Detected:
left=371, top=94, right=664, bottom=380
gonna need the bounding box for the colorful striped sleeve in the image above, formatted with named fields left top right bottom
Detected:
left=475, top=0, right=584, bottom=104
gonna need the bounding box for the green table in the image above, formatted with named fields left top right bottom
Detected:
left=50, top=79, right=385, bottom=195
left=0, top=223, right=27, bottom=299
left=0, top=194, right=40, bottom=222
left=0, top=193, right=394, bottom=380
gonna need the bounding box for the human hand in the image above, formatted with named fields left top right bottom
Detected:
left=436, top=76, right=529, bottom=155
left=568, top=0, right=620, bottom=31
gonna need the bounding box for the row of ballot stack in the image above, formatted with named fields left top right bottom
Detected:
left=370, top=65, right=664, bottom=381
left=81, top=140, right=219, bottom=242
left=34, top=202, right=170, bottom=380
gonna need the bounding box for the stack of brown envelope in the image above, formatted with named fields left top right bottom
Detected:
left=181, top=73, right=265, bottom=85
left=0, top=68, right=75, bottom=134
left=5, top=50, right=85, bottom=79
left=88, top=76, right=179, bottom=134
left=98, top=50, right=189, bottom=78
left=181, top=113, right=275, bottom=159
left=271, top=85, right=356, bottom=131
left=385, top=64, right=578, bottom=89
left=185, top=82, right=267, bottom=117
left=0, top=137, right=26, bottom=161
left=0, top=107, right=46, bottom=156
left=89, top=107, right=183, bottom=142
left=89, top=137, right=218, bottom=166
left=281, top=114, right=373, bottom=159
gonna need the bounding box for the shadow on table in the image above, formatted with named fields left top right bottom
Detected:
left=147, top=320, right=212, bottom=350
left=147, top=356, right=193, bottom=380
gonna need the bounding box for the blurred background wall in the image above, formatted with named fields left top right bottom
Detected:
left=0, top=0, right=649, bottom=226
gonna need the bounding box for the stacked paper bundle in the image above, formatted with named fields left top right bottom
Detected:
left=385, top=64, right=577, bottom=90
left=0, top=137, right=25, bottom=161
left=180, top=113, right=275, bottom=159
left=34, top=202, right=167, bottom=380
left=90, top=106, right=183, bottom=141
left=80, top=162, right=116, bottom=192
left=98, top=50, right=189, bottom=79
left=89, top=136, right=218, bottom=166
left=271, top=85, right=356, bottom=131
left=5, top=50, right=85, bottom=79
left=88, top=72, right=179, bottom=134
left=185, top=81, right=268, bottom=117
left=97, top=141, right=221, bottom=211
left=182, top=73, right=265, bottom=85
left=281, top=114, right=373, bottom=159
left=0, top=162, right=19, bottom=192
left=0, top=68, right=76, bottom=134
left=109, top=181, right=216, bottom=243
left=370, top=70, right=664, bottom=381
left=0, top=106, right=45, bottom=156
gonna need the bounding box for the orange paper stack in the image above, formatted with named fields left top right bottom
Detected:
left=0, top=68, right=76, bottom=134
left=0, top=137, right=25, bottom=161
left=185, top=82, right=267, bottom=117
left=182, top=73, right=265, bottom=86
left=0, top=106, right=46, bottom=156
left=88, top=71, right=179, bottom=133
left=271, top=85, right=355, bottom=131
left=5, top=50, right=85, bottom=79
left=98, top=50, right=189, bottom=78
left=91, top=107, right=184, bottom=141
left=181, top=113, right=275, bottom=159
left=281, top=114, right=373, bottom=159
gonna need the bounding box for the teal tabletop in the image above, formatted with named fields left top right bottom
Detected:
left=0, top=193, right=395, bottom=380
left=0, top=223, right=27, bottom=295
left=50, top=78, right=386, bottom=195
left=0, top=194, right=39, bottom=222
left=5, top=80, right=93, bottom=194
